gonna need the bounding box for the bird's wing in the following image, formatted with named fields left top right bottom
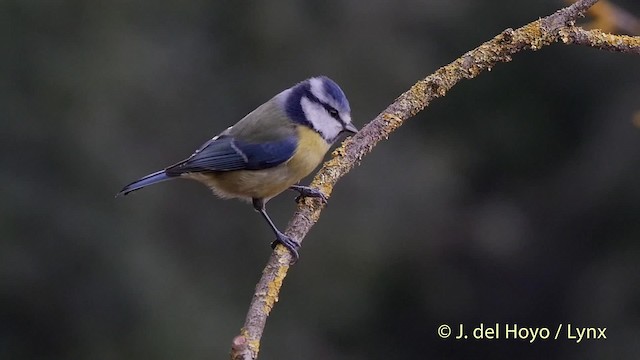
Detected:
left=165, top=134, right=297, bottom=175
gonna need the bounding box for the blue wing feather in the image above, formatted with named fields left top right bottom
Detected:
left=165, top=135, right=297, bottom=174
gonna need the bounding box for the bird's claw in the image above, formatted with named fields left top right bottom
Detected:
left=289, top=185, right=328, bottom=205
left=271, top=232, right=300, bottom=264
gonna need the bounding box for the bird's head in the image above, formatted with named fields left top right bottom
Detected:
left=279, top=76, right=357, bottom=144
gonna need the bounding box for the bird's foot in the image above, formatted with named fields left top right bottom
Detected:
left=289, top=185, right=328, bottom=205
left=270, top=232, right=300, bottom=264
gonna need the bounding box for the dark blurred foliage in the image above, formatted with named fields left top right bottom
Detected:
left=2, top=0, right=640, bottom=359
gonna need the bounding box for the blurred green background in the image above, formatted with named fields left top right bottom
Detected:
left=3, top=0, right=640, bottom=359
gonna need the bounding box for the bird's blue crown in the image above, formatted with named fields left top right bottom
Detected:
left=284, top=76, right=350, bottom=126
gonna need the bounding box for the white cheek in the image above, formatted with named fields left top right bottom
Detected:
left=300, top=97, right=342, bottom=141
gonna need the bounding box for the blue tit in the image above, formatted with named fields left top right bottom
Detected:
left=117, top=76, right=357, bottom=261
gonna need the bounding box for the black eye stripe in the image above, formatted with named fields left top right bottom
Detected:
left=325, top=105, right=349, bottom=129
left=327, top=106, right=339, bottom=118
left=320, top=102, right=341, bottom=120
left=303, top=86, right=346, bottom=125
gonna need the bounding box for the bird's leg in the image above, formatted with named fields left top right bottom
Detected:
left=289, top=185, right=328, bottom=204
left=252, top=198, right=299, bottom=263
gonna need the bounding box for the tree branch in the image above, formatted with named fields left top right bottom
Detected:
left=558, top=27, right=640, bottom=54
left=230, top=0, right=639, bottom=358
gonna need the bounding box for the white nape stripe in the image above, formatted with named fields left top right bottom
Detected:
left=300, top=96, right=343, bottom=143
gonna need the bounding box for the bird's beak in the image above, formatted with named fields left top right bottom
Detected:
left=343, top=122, right=358, bottom=134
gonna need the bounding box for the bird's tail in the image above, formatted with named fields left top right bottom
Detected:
left=116, top=170, right=173, bottom=196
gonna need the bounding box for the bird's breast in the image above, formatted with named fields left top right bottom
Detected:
left=286, top=126, right=330, bottom=181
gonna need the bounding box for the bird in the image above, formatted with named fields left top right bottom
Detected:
left=117, top=76, right=357, bottom=262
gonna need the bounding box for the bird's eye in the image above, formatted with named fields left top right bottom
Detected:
left=328, top=108, right=339, bottom=118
